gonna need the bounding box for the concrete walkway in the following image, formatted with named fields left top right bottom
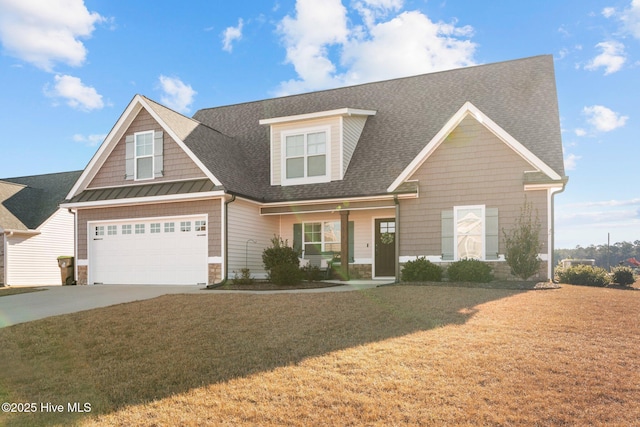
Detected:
left=0, top=280, right=390, bottom=328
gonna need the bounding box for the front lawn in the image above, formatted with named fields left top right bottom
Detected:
left=0, top=285, right=639, bottom=426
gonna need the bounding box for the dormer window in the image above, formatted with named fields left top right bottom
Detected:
left=135, top=131, right=154, bottom=180
left=284, top=129, right=328, bottom=182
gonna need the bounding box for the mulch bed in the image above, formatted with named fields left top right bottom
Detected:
left=214, top=281, right=346, bottom=291
left=393, top=281, right=561, bottom=290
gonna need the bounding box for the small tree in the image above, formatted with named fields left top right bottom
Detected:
left=503, top=200, right=542, bottom=280
left=262, top=235, right=300, bottom=282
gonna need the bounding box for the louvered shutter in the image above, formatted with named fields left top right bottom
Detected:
left=153, top=131, right=164, bottom=178
left=125, top=135, right=134, bottom=180
left=485, top=208, right=499, bottom=260
left=293, top=223, right=302, bottom=256
left=441, top=210, right=454, bottom=260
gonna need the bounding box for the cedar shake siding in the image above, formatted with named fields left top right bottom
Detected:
left=399, top=115, right=548, bottom=260
left=88, top=109, right=206, bottom=188
left=76, top=199, right=222, bottom=260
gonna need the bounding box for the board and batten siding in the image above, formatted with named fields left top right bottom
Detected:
left=5, top=209, right=74, bottom=286
left=88, top=109, right=206, bottom=189
left=399, top=115, right=548, bottom=259
left=227, top=198, right=280, bottom=278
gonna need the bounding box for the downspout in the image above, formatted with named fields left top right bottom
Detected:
left=394, top=195, right=400, bottom=283
left=549, top=180, right=567, bottom=281
left=207, top=194, right=235, bottom=289
left=68, top=208, right=78, bottom=285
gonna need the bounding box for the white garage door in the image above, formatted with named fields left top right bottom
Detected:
left=89, top=216, right=208, bottom=285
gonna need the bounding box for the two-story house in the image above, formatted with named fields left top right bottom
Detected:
left=62, top=55, right=567, bottom=285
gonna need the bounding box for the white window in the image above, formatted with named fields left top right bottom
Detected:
left=107, top=225, right=117, bottom=236
left=195, top=220, right=206, bottom=232
left=282, top=128, right=329, bottom=185
left=164, top=222, right=175, bottom=233
left=180, top=221, right=191, bottom=232
left=135, top=131, right=154, bottom=180
left=135, top=224, right=145, bottom=234
left=122, top=225, right=132, bottom=235
left=150, top=223, right=161, bottom=234
left=454, top=205, right=485, bottom=260
left=303, top=221, right=340, bottom=255
left=95, top=226, right=104, bottom=236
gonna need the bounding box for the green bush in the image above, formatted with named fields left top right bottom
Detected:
left=447, top=259, right=493, bottom=283
left=232, top=268, right=254, bottom=286
left=262, top=235, right=300, bottom=274
left=401, top=257, right=443, bottom=282
left=612, top=266, right=635, bottom=286
left=269, top=263, right=304, bottom=286
left=556, top=264, right=611, bottom=287
left=301, top=264, right=324, bottom=282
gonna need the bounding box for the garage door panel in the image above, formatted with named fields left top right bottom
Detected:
left=90, top=216, right=207, bottom=285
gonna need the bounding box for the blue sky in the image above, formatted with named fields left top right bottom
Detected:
left=0, top=0, right=638, bottom=249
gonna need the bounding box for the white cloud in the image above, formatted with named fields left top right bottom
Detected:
left=0, top=0, right=104, bottom=71
left=45, top=74, right=104, bottom=111
left=276, top=0, right=476, bottom=95
left=620, top=0, right=640, bottom=38
left=158, top=75, right=197, bottom=114
left=564, top=153, right=581, bottom=171
left=583, top=105, right=628, bottom=132
left=574, top=128, right=587, bottom=137
left=222, top=18, right=244, bottom=52
left=602, top=7, right=616, bottom=18
left=73, top=133, right=107, bottom=146
left=585, top=41, right=626, bottom=75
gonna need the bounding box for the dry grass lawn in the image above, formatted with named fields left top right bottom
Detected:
left=1, top=284, right=639, bottom=426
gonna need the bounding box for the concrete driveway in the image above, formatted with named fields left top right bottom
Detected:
left=0, top=281, right=388, bottom=328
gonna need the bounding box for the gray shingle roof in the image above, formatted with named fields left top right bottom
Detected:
left=1, top=170, right=83, bottom=229
left=191, top=55, right=565, bottom=203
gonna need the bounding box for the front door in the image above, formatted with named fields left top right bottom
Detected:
left=375, top=218, right=396, bottom=277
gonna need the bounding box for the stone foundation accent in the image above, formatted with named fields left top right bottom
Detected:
left=77, top=265, right=88, bottom=285
left=399, top=260, right=549, bottom=281
left=329, top=264, right=372, bottom=280
left=208, top=263, right=222, bottom=285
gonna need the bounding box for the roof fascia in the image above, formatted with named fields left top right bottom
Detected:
left=387, top=101, right=562, bottom=192
left=259, top=108, right=376, bottom=125
left=66, top=95, right=222, bottom=200
left=60, top=190, right=226, bottom=210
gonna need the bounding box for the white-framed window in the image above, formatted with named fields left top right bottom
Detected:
left=303, top=221, right=340, bottom=255
left=135, top=131, right=154, bottom=180
left=95, top=226, right=104, bottom=236
left=180, top=221, right=191, bottom=232
left=122, top=224, right=132, bottom=235
left=107, top=225, right=117, bottom=236
left=195, top=220, right=206, bottom=232
left=150, top=223, right=161, bottom=234
left=282, top=127, right=330, bottom=185
left=164, top=222, right=175, bottom=233
left=135, top=224, right=145, bottom=234
left=454, top=205, right=485, bottom=260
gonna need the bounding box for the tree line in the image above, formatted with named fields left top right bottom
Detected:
left=554, top=240, right=640, bottom=270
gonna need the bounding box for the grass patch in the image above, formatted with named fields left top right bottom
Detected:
left=0, top=287, right=45, bottom=297
left=1, top=285, right=639, bottom=426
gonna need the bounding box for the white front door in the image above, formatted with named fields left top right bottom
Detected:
left=89, top=216, right=208, bottom=285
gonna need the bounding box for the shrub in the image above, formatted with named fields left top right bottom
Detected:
left=401, top=257, right=443, bottom=282
left=556, top=264, right=611, bottom=287
left=232, top=268, right=254, bottom=286
left=301, top=264, right=324, bottom=282
left=447, top=259, right=493, bottom=283
left=503, top=200, right=542, bottom=280
left=262, top=235, right=300, bottom=274
left=612, top=266, right=635, bottom=286
left=269, top=263, right=304, bottom=286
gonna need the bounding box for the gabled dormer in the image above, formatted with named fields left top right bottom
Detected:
left=260, top=108, right=376, bottom=186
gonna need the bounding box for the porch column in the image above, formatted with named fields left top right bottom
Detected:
left=340, top=209, right=350, bottom=281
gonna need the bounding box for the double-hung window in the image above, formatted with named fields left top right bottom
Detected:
left=135, top=131, right=154, bottom=180
left=303, top=221, right=340, bottom=255
left=442, top=205, right=499, bottom=261
left=283, top=128, right=329, bottom=184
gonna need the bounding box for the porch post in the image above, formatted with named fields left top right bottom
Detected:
left=340, top=209, right=350, bottom=281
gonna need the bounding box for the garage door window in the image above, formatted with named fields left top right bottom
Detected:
left=107, top=225, right=117, bottom=235
left=135, top=224, right=145, bottom=234
left=95, top=226, right=104, bottom=236
left=164, top=222, right=175, bottom=233
left=122, top=225, right=132, bottom=234
left=180, top=221, right=191, bottom=232
left=150, top=223, right=161, bottom=233
left=195, top=220, right=206, bottom=231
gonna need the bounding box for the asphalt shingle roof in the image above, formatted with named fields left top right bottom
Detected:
left=190, top=55, right=564, bottom=203
left=1, top=171, right=82, bottom=230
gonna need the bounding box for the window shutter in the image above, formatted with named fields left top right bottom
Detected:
left=485, top=208, right=499, bottom=260
left=125, top=135, right=134, bottom=180
left=348, top=221, right=354, bottom=263
left=441, top=210, right=454, bottom=260
left=153, top=131, right=164, bottom=178
left=293, top=223, right=302, bottom=256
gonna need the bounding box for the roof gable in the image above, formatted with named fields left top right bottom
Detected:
left=388, top=101, right=562, bottom=192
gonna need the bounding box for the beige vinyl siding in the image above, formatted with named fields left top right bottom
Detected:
left=279, top=208, right=395, bottom=264
left=271, top=116, right=341, bottom=185
left=89, top=109, right=206, bottom=188
left=399, top=115, right=548, bottom=258
left=5, top=209, right=74, bottom=286
left=76, top=199, right=222, bottom=260
left=227, top=198, right=279, bottom=278
left=342, top=115, right=368, bottom=176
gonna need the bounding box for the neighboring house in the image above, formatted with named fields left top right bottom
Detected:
left=62, top=55, right=567, bottom=285
left=1, top=171, right=82, bottom=286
